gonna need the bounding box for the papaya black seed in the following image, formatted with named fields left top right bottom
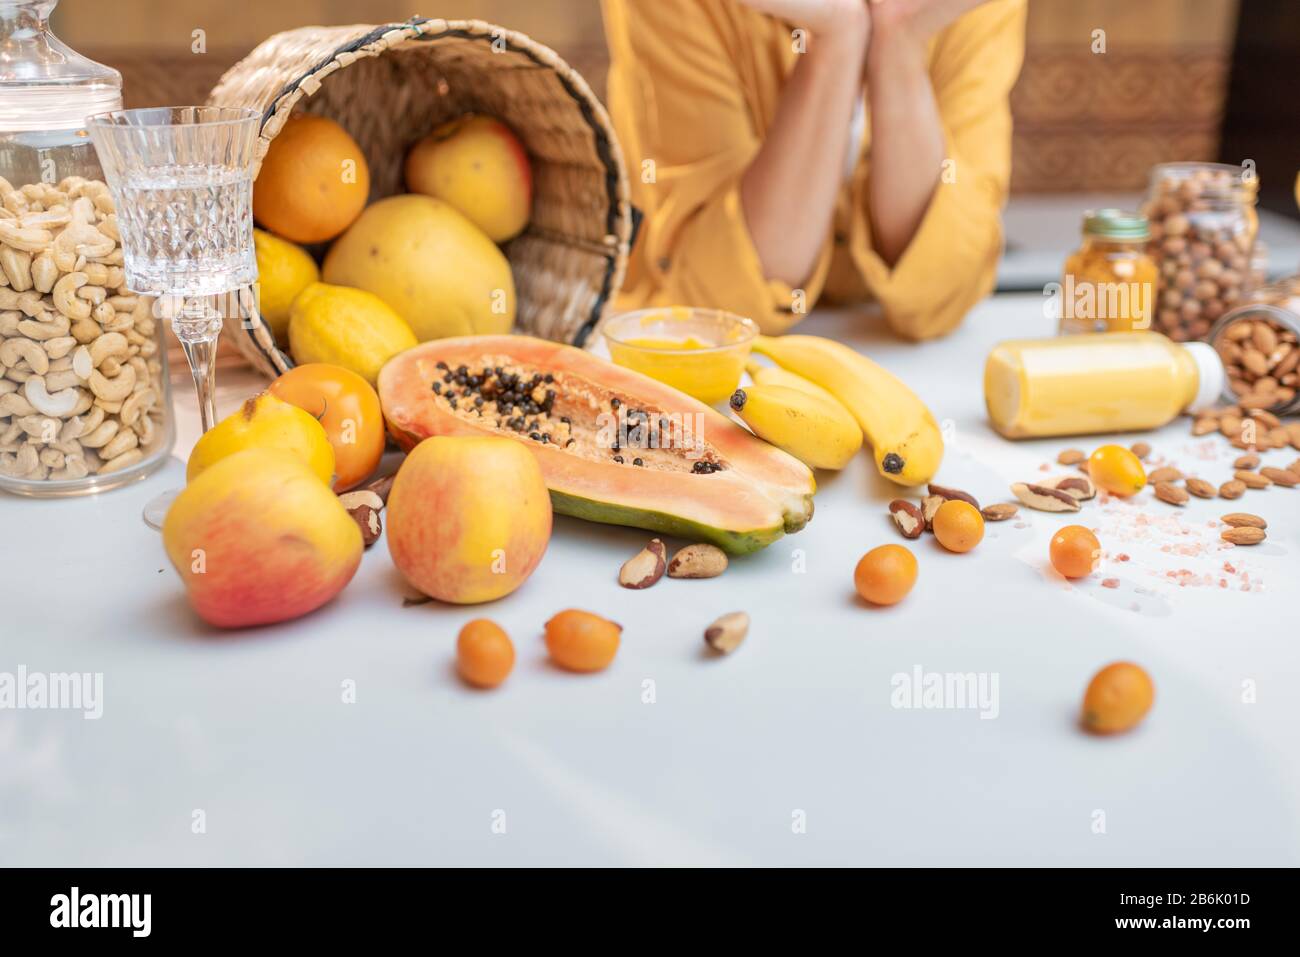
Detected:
left=432, top=382, right=441, bottom=394
left=633, top=458, right=644, bottom=466
left=611, top=398, right=621, bottom=410
left=529, top=432, right=542, bottom=441
left=882, top=453, right=905, bottom=474
left=566, top=439, right=576, bottom=447
left=613, top=455, right=624, bottom=464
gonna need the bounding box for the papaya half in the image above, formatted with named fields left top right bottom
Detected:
left=378, top=336, right=815, bottom=554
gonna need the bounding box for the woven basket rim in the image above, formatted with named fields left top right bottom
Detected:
left=207, top=16, right=634, bottom=375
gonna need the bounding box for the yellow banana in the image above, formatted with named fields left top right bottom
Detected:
left=745, top=359, right=846, bottom=408
left=751, top=334, right=943, bottom=486
left=729, top=383, right=863, bottom=470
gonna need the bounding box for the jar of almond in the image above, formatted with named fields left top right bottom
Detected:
left=1142, top=162, right=1259, bottom=343
left=1208, top=276, right=1300, bottom=415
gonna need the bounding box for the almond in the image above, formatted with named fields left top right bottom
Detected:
left=667, top=543, right=728, bottom=579
left=1057, top=448, right=1086, bottom=465
left=619, top=538, right=667, bottom=589
left=888, top=499, right=924, bottom=539
left=704, top=611, right=749, bottom=654
left=921, top=494, right=945, bottom=531
left=1191, top=417, right=1218, bottom=436
left=1218, top=480, right=1247, bottom=499
left=1045, top=474, right=1096, bottom=501
left=1011, top=482, right=1081, bottom=512
left=980, top=503, right=1019, bottom=521
left=1148, top=466, right=1183, bottom=484
left=926, top=483, right=980, bottom=510
left=1185, top=478, right=1216, bottom=499
left=1221, top=512, right=1267, bottom=529
left=1221, top=526, right=1266, bottom=545
left=1233, top=453, right=1260, bottom=469
left=1235, top=469, right=1272, bottom=489
left=1260, top=467, right=1298, bottom=488
left=1154, top=481, right=1189, bottom=506
left=1129, top=441, right=1151, bottom=461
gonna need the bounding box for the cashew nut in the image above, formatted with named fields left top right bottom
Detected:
left=17, top=313, right=70, bottom=340
left=119, top=387, right=156, bottom=427
left=38, top=447, right=64, bottom=469
left=52, top=222, right=111, bottom=271
left=0, top=391, right=35, bottom=417
left=43, top=369, right=80, bottom=392
left=52, top=272, right=92, bottom=320
left=88, top=331, right=129, bottom=368
left=14, top=414, right=57, bottom=440
left=0, top=247, right=33, bottom=292
left=23, top=376, right=80, bottom=417
left=0, top=337, right=49, bottom=375
left=98, top=448, right=142, bottom=475
left=42, top=335, right=76, bottom=360
left=70, top=319, right=99, bottom=343
left=78, top=418, right=118, bottom=449
left=0, top=220, right=53, bottom=252
left=98, top=426, right=138, bottom=461
left=50, top=454, right=88, bottom=481
left=0, top=378, right=15, bottom=395
left=0, top=309, right=19, bottom=335
left=89, top=362, right=135, bottom=402
left=133, top=413, right=156, bottom=446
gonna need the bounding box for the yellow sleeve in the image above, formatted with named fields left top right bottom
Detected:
left=602, top=0, right=831, bottom=333
left=855, top=0, right=1027, bottom=341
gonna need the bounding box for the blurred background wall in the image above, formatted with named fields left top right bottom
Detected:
left=57, top=0, right=1270, bottom=196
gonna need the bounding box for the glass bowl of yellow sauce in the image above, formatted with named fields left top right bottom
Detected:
left=601, top=306, right=758, bottom=405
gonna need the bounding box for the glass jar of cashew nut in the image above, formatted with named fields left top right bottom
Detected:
left=0, top=0, right=173, bottom=496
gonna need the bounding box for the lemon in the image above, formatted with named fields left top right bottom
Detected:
left=288, top=281, right=418, bottom=385
left=187, top=392, right=335, bottom=486
left=254, top=228, right=320, bottom=346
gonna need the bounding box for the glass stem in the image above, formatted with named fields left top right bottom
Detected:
left=173, top=296, right=223, bottom=433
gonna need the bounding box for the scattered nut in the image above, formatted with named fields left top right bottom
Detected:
left=1218, top=479, right=1246, bottom=499
left=1044, top=474, right=1096, bottom=501
left=1221, top=526, right=1266, bottom=545
left=1153, top=481, right=1189, bottom=506
left=1233, top=453, right=1260, bottom=469
left=1185, top=478, right=1216, bottom=499
left=1011, top=482, right=1081, bottom=512
left=338, top=489, right=384, bottom=547
left=920, top=494, right=945, bottom=530
left=980, top=503, right=1019, bottom=521
left=667, top=543, right=728, bottom=579
left=1129, top=441, right=1151, bottom=461
left=619, top=538, right=667, bottom=589
left=1221, top=512, right=1266, bottom=529
left=1260, top=467, right=1297, bottom=488
left=1147, top=466, right=1183, bottom=484
left=1057, top=448, right=1085, bottom=465
left=926, top=483, right=980, bottom=510
left=703, top=611, right=749, bottom=654
left=1234, top=470, right=1272, bottom=489
left=887, top=499, right=924, bottom=539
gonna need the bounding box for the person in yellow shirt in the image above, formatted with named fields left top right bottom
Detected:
left=602, top=0, right=1027, bottom=340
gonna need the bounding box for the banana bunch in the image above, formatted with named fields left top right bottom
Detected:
left=749, top=335, right=943, bottom=486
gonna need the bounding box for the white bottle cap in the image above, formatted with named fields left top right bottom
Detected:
left=1183, top=341, right=1226, bottom=413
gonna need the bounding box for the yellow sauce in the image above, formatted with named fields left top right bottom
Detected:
left=608, top=335, right=749, bottom=405
left=985, top=332, right=1221, bottom=438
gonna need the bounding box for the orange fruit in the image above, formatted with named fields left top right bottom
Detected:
left=932, top=500, right=984, bottom=553
left=543, top=610, right=621, bottom=672
left=1081, top=662, right=1154, bottom=734
left=1050, top=525, right=1101, bottom=579
left=853, top=544, right=917, bottom=606
left=268, top=363, right=385, bottom=491
left=1087, top=444, right=1146, bottom=496
left=457, top=619, right=515, bottom=689
left=253, top=115, right=370, bottom=244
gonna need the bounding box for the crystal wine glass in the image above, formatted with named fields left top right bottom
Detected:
left=88, top=106, right=260, bottom=527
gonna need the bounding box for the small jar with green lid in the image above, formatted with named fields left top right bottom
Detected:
left=1060, top=209, right=1158, bottom=334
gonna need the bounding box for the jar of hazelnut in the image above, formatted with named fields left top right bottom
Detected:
left=1208, top=275, right=1300, bottom=416
left=1143, top=162, right=1259, bottom=343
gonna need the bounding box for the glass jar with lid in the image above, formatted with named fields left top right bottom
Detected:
left=1059, top=209, right=1157, bottom=334
left=1207, top=274, right=1300, bottom=418
left=1142, top=161, right=1259, bottom=343
left=0, top=0, right=173, bottom=496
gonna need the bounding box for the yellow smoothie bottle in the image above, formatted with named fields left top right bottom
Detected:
left=985, top=332, right=1224, bottom=438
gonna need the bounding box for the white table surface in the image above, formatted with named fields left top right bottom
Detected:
left=3, top=294, right=1297, bottom=867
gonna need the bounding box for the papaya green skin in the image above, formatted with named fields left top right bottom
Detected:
left=387, top=422, right=808, bottom=556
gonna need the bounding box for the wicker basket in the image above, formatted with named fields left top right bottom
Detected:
left=208, top=17, right=633, bottom=379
